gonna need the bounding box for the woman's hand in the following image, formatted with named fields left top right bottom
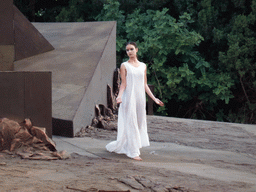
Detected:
left=116, top=97, right=122, bottom=104
left=154, top=98, right=164, bottom=107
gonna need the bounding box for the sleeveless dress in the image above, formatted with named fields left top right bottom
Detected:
left=105, top=61, right=150, bottom=158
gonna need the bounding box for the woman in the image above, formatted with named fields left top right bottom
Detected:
left=106, top=42, right=164, bottom=161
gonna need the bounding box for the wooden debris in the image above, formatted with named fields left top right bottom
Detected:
left=0, top=118, right=69, bottom=160
left=107, top=84, right=118, bottom=115
left=91, top=104, right=117, bottom=130
left=76, top=69, right=120, bottom=135
left=113, top=68, right=121, bottom=98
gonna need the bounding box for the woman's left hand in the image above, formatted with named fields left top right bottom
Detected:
left=155, top=98, right=164, bottom=107
left=116, top=96, right=122, bottom=104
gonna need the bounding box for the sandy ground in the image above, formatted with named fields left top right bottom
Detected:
left=1, top=116, right=256, bottom=192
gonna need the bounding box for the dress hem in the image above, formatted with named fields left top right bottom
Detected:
left=106, top=144, right=150, bottom=158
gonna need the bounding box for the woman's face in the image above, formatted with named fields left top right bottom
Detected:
left=126, top=44, right=138, bottom=58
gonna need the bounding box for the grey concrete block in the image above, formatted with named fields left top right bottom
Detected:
left=15, top=22, right=117, bottom=137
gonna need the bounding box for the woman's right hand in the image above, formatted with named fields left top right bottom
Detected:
left=116, top=97, right=122, bottom=104
left=155, top=98, right=164, bottom=107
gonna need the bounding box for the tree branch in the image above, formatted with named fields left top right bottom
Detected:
left=239, top=74, right=250, bottom=103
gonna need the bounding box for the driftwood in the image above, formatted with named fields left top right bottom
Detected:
left=107, top=68, right=120, bottom=114
left=113, top=68, right=120, bottom=97
left=0, top=118, right=69, bottom=160
left=91, top=68, right=120, bottom=130
left=76, top=68, right=120, bottom=136
left=91, top=104, right=117, bottom=130
left=107, top=84, right=119, bottom=114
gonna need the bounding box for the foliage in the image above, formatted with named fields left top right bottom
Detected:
left=172, top=0, right=256, bottom=123
left=218, top=4, right=256, bottom=123
left=56, top=0, right=103, bottom=22
left=14, top=0, right=34, bottom=20
left=14, top=0, right=70, bottom=22
left=96, top=0, right=236, bottom=120
left=55, top=0, right=84, bottom=22
left=95, top=0, right=126, bottom=54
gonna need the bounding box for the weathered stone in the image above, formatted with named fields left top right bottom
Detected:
left=134, top=176, right=155, bottom=188
left=117, top=176, right=145, bottom=190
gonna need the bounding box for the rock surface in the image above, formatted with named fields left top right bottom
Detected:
left=1, top=116, right=256, bottom=192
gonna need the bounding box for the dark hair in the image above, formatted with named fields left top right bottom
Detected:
left=126, top=41, right=138, bottom=48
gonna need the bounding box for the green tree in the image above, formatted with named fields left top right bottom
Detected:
left=172, top=0, right=256, bottom=123
left=14, top=0, right=70, bottom=22
left=96, top=0, right=235, bottom=120
left=219, top=2, right=256, bottom=123
left=56, top=0, right=103, bottom=22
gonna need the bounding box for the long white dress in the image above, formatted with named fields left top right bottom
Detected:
left=106, top=61, right=150, bottom=158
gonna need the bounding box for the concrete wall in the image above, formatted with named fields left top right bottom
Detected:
left=0, top=72, right=52, bottom=137
left=0, top=46, right=14, bottom=71
left=0, top=0, right=14, bottom=71
left=73, top=23, right=116, bottom=135
left=14, top=21, right=117, bottom=137
left=13, top=6, right=54, bottom=61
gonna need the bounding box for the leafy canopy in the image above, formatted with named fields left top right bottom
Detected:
left=96, top=0, right=235, bottom=118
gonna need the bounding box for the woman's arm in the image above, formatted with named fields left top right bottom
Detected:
left=116, top=63, right=127, bottom=104
left=144, top=66, right=164, bottom=106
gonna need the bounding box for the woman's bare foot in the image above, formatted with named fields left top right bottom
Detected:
left=133, top=156, right=142, bottom=161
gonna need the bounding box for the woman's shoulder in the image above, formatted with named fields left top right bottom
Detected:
left=120, top=62, right=128, bottom=67
left=120, top=61, right=146, bottom=68
left=139, top=61, right=146, bottom=65
left=139, top=61, right=147, bottom=68
left=120, top=62, right=128, bottom=70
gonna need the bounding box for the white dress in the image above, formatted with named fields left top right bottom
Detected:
left=106, top=61, right=150, bottom=158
